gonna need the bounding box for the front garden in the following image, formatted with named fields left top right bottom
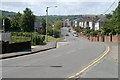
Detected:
left=11, top=32, right=64, bottom=46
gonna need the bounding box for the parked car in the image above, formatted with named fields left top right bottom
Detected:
left=73, top=34, right=78, bottom=37
left=72, top=31, right=77, bottom=34
left=68, top=28, right=71, bottom=32
left=65, top=33, right=69, bottom=36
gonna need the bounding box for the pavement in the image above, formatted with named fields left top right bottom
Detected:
left=79, top=42, right=118, bottom=78
left=0, top=41, right=57, bottom=59
left=57, top=42, right=69, bottom=48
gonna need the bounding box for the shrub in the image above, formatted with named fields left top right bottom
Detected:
left=54, top=29, right=60, bottom=38
left=47, top=26, right=53, bottom=36
left=32, top=35, right=45, bottom=45
left=90, top=31, right=98, bottom=37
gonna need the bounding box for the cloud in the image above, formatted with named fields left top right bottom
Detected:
left=2, top=2, right=31, bottom=7
left=1, top=1, right=118, bottom=15
left=1, top=2, right=31, bottom=14
left=1, top=0, right=117, bottom=2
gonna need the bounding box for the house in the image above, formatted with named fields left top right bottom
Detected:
left=34, top=21, right=42, bottom=31
left=79, top=20, right=84, bottom=28
left=94, top=17, right=107, bottom=30
left=62, top=19, right=71, bottom=27
left=73, top=19, right=82, bottom=27
left=49, top=22, right=55, bottom=27
left=66, top=19, right=71, bottom=27
left=78, top=16, right=107, bottom=30
left=83, top=17, right=94, bottom=29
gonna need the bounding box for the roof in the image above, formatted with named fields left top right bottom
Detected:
left=34, top=21, right=42, bottom=28
left=97, top=17, right=108, bottom=22
left=73, top=15, right=107, bottom=23
left=74, top=18, right=83, bottom=22
left=84, top=17, right=93, bottom=22
left=81, top=16, right=107, bottom=22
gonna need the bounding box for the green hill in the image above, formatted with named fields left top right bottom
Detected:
left=0, top=10, right=16, bottom=18
left=0, top=10, right=84, bottom=20
left=0, top=10, right=104, bottom=21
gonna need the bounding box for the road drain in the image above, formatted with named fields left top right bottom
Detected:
left=50, top=66, right=62, bottom=67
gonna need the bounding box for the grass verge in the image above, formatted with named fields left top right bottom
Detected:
left=48, top=36, right=64, bottom=41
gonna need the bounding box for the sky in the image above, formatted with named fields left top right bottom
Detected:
left=0, top=0, right=118, bottom=16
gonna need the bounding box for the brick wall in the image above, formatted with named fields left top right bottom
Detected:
left=112, top=35, right=120, bottom=42
left=78, top=33, right=120, bottom=43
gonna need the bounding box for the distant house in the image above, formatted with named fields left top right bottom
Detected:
left=63, top=19, right=71, bottom=27
left=83, top=17, right=94, bottom=29
left=79, top=20, right=84, bottom=28
left=49, top=22, right=55, bottom=27
left=34, top=21, right=42, bottom=31
left=73, top=19, right=81, bottom=27
left=78, top=16, right=107, bottom=30
left=94, top=17, right=107, bottom=30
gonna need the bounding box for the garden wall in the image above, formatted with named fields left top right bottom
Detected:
left=78, top=33, right=120, bottom=42
left=2, top=41, right=31, bottom=54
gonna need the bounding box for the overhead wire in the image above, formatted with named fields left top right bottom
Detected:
left=103, top=0, right=117, bottom=14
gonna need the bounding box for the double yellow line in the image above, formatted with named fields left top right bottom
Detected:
left=67, top=46, right=110, bottom=79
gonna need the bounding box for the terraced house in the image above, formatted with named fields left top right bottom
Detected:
left=75, top=16, right=108, bottom=30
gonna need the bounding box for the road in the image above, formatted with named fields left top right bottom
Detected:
left=80, top=42, right=118, bottom=78
left=1, top=27, right=106, bottom=78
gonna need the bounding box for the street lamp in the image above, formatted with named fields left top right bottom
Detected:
left=52, top=24, right=55, bottom=37
left=45, top=6, right=57, bottom=42
left=2, top=19, right=5, bottom=32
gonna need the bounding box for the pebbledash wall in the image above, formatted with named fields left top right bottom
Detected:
left=0, top=32, right=11, bottom=42
left=78, top=33, right=120, bottom=43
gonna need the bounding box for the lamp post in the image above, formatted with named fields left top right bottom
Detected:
left=52, top=24, right=55, bottom=37
left=2, top=19, right=5, bottom=32
left=45, top=6, right=57, bottom=42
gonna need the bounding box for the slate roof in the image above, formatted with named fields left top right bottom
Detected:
left=79, top=16, right=107, bottom=22
left=34, top=21, right=42, bottom=28
left=84, top=17, right=94, bottom=22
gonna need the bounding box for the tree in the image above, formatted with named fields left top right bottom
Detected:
left=105, top=13, right=112, bottom=19
left=54, top=20, right=62, bottom=30
left=115, top=1, right=120, bottom=34
left=20, top=8, right=35, bottom=32
left=11, top=12, right=21, bottom=31
left=47, top=25, right=53, bottom=36
left=41, top=18, right=46, bottom=35
left=53, top=20, right=62, bottom=38
left=54, top=29, right=60, bottom=38
left=2, top=16, right=11, bottom=32
left=101, top=1, right=120, bottom=35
